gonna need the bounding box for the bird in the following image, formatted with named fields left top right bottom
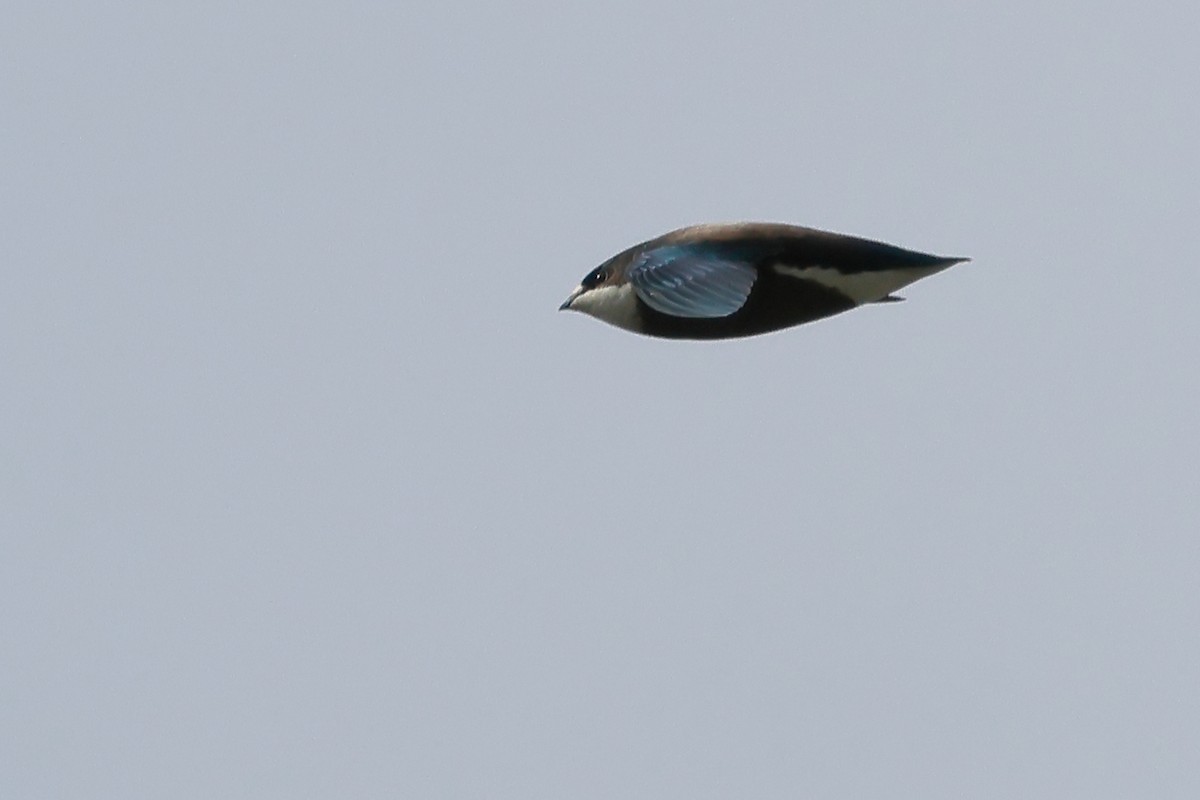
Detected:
left=559, top=222, right=967, bottom=339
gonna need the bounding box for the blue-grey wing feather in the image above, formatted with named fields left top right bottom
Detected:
left=628, top=245, right=757, bottom=318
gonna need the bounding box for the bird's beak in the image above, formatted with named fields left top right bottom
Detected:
left=559, top=285, right=585, bottom=311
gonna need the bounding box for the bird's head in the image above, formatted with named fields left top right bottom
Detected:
left=559, top=257, right=641, bottom=331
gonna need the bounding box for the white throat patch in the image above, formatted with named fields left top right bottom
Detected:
left=567, top=283, right=640, bottom=331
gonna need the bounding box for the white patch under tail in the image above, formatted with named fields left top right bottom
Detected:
left=772, top=262, right=956, bottom=304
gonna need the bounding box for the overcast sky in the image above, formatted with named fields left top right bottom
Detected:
left=4, top=2, right=1199, bottom=798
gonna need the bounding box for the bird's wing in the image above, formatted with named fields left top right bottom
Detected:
left=627, top=245, right=757, bottom=319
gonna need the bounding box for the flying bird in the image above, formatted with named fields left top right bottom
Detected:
left=559, top=222, right=967, bottom=339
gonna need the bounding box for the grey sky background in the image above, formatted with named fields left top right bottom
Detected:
left=3, top=2, right=1198, bottom=797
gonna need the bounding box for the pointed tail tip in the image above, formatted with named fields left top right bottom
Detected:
left=928, top=255, right=970, bottom=270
